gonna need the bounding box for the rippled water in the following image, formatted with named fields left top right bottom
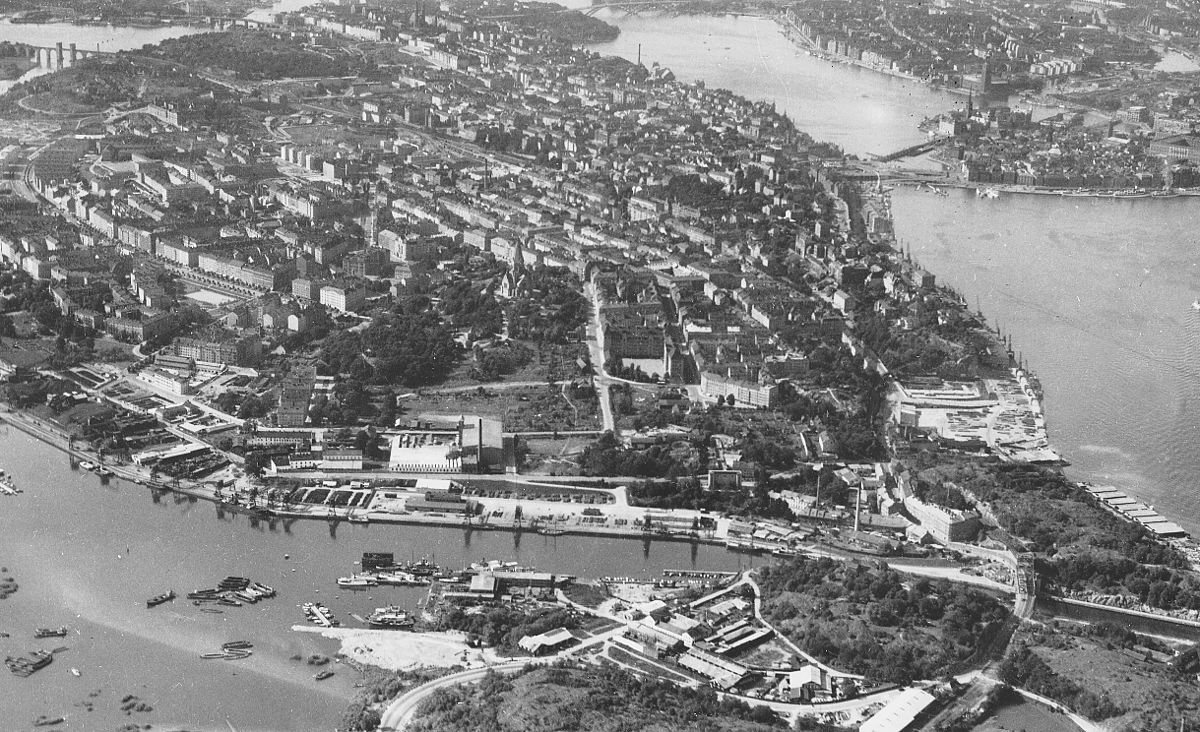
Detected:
left=892, top=189, right=1200, bottom=535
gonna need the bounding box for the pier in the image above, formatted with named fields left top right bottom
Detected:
left=662, top=569, right=738, bottom=580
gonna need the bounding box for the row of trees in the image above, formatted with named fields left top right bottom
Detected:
left=628, top=478, right=794, bottom=522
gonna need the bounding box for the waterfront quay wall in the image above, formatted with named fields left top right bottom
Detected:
left=0, top=407, right=728, bottom=547
left=1037, top=595, right=1200, bottom=642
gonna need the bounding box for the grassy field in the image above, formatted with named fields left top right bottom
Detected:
left=21, top=91, right=102, bottom=114
left=975, top=693, right=1082, bottom=732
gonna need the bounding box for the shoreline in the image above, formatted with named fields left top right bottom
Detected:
left=893, top=179, right=1200, bottom=200
left=0, top=405, right=729, bottom=546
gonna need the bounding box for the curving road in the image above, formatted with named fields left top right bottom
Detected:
left=379, top=622, right=628, bottom=731
left=378, top=661, right=531, bottom=732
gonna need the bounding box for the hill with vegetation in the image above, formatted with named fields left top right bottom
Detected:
left=911, top=460, right=1200, bottom=614
left=407, top=662, right=784, bottom=732
left=152, top=30, right=358, bottom=80
left=757, top=556, right=1011, bottom=685
left=999, top=620, right=1200, bottom=731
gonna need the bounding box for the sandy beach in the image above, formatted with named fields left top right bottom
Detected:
left=291, top=626, right=504, bottom=670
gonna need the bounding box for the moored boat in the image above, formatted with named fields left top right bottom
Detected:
left=367, top=606, right=415, bottom=630
left=336, top=573, right=378, bottom=588
left=303, top=602, right=338, bottom=627
left=33, top=627, right=68, bottom=639
left=146, top=590, right=176, bottom=608
left=6, top=650, right=53, bottom=676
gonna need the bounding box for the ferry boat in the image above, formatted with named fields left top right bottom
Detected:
left=336, top=573, right=378, bottom=588
left=373, top=571, right=428, bottom=586
left=6, top=650, right=53, bottom=677
left=367, top=606, right=415, bottom=630
left=33, top=627, right=68, bottom=639
left=146, top=590, right=176, bottom=608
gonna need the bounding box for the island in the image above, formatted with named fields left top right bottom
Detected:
left=0, top=2, right=1196, bottom=732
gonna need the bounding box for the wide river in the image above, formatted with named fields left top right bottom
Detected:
left=1, top=5, right=1199, bottom=730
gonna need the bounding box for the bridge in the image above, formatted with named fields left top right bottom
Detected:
left=868, top=136, right=947, bottom=163
left=581, top=0, right=697, bottom=16
left=197, top=15, right=279, bottom=31
left=1, top=42, right=113, bottom=72
left=3, top=15, right=280, bottom=74
left=480, top=0, right=695, bottom=19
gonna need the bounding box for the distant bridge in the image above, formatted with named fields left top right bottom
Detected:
left=197, top=15, right=279, bottom=31
left=3, top=15, right=280, bottom=73
left=581, top=0, right=698, bottom=16
left=480, top=0, right=696, bottom=19
left=1, top=42, right=113, bottom=72
left=869, top=136, right=947, bottom=163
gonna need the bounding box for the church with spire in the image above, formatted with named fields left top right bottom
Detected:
left=499, top=238, right=529, bottom=299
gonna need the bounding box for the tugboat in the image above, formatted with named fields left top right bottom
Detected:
left=367, top=606, right=415, bottom=630
left=146, top=590, right=176, bottom=608
left=33, top=627, right=68, bottom=639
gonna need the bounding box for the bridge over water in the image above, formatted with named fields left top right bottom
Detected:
left=481, top=0, right=696, bottom=19
left=1, top=15, right=279, bottom=73
left=0, top=42, right=111, bottom=72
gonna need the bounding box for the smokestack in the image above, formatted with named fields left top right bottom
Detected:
left=853, top=481, right=862, bottom=532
